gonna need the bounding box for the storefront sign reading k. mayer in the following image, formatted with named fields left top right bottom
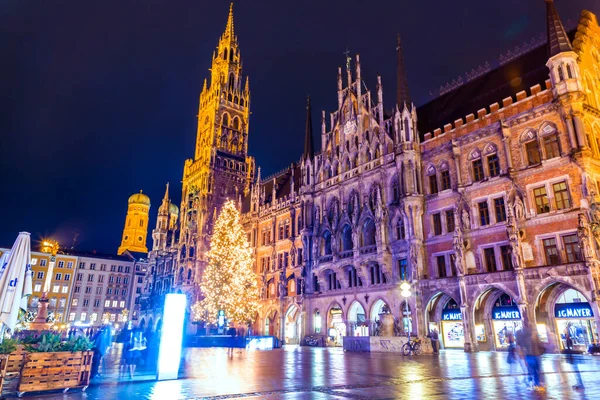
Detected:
left=554, top=303, right=594, bottom=319
left=492, top=306, right=521, bottom=320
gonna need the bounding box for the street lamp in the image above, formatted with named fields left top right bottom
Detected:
left=400, top=281, right=412, bottom=339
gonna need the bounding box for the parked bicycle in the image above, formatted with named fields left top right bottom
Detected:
left=402, top=338, right=422, bottom=355
left=305, top=335, right=319, bottom=346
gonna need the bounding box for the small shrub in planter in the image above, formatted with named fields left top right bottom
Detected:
left=0, top=339, right=18, bottom=355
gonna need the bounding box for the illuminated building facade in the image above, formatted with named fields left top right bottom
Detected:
left=141, top=2, right=600, bottom=352
left=140, top=4, right=255, bottom=332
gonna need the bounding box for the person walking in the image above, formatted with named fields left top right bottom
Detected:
left=520, top=322, right=545, bottom=392
left=91, top=325, right=112, bottom=378
left=430, top=329, right=439, bottom=355
left=227, top=326, right=237, bottom=358
left=506, top=331, right=518, bottom=375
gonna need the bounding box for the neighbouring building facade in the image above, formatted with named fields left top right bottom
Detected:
left=140, top=2, right=600, bottom=352
left=66, top=252, right=136, bottom=328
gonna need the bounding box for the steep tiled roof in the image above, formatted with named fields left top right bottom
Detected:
left=416, top=30, right=575, bottom=138
left=546, top=0, right=573, bottom=57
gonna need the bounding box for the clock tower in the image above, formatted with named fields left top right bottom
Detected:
left=178, top=3, right=255, bottom=291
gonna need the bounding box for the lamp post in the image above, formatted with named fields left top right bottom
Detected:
left=400, top=281, right=412, bottom=339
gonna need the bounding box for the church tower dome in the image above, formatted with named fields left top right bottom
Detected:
left=118, top=190, right=150, bottom=255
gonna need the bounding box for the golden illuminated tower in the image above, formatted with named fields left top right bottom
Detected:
left=179, top=3, right=255, bottom=289
left=118, top=191, right=151, bottom=255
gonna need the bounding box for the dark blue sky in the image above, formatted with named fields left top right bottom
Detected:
left=1, top=0, right=597, bottom=253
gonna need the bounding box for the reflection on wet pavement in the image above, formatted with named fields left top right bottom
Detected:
left=32, top=346, right=600, bottom=399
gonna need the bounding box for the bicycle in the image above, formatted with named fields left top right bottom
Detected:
left=402, top=337, right=422, bottom=355
left=305, top=335, right=319, bottom=346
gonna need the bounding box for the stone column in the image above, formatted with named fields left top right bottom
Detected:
left=573, top=113, right=588, bottom=148
left=500, top=123, right=514, bottom=173
left=564, top=115, right=578, bottom=150
left=458, top=276, right=478, bottom=352
left=452, top=140, right=462, bottom=187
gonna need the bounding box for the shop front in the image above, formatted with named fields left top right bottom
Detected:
left=491, top=305, right=522, bottom=349
left=441, top=307, right=464, bottom=349
left=328, top=307, right=346, bottom=346
left=554, top=289, right=598, bottom=352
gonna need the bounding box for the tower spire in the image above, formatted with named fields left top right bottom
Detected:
left=545, top=0, right=572, bottom=57
left=303, top=96, right=314, bottom=160
left=396, top=34, right=411, bottom=108
left=224, top=3, right=235, bottom=39
left=163, top=182, right=170, bottom=202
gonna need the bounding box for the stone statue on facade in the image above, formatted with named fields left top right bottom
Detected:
left=278, top=271, right=287, bottom=297
left=261, top=272, right=267, bottom=299
left=578, top=213, right=594, bottom=259
left=513, top=196, right=525, bottom=220
left=461, top=209, right=470, bottom=230
left=506, top=208, right=523, bottom=269
left=409, top=242, right=419, bottom=281
left=452, top=219, right=465, bottom=276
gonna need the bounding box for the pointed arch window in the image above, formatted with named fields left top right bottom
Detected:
left=558, top=65, right=564, bottom=81
left=521, top=130, right=541, bottom=166
left=223, top=48, right=228, bottom=60
left=222, top=113, right=230, bottom=127
left=322, top=231, right=332, bottom=255
left=541, top=125, right=560, bottom=160
left=469, top=150, right=484, bottom=182
left=362, top=219, right=376, bottom=247
left=340, top=225, right=353, bottom=252
left=426, top=165, right=438, bottom=194
left=404, top=118, right=410, bottom=141
left=566, top=64, right=573, bottom=79
left=396, top=218, right=406, bottom=240
left=392, top=177, right=401, bottom=202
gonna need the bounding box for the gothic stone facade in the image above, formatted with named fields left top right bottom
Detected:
left=242, top=7, right=600, bottom=352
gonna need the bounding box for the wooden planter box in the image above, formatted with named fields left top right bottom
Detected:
left=0, top=348, right=27, bottom=396
left=0, top=350, right=93, bottom=397
left=17, top=351, right=93, bottom=397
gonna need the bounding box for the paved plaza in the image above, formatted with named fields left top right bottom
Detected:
left=32, top=347, right=600, bottom=399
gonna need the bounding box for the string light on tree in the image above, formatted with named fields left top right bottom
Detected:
left=192, top=200, right=259, bottom=325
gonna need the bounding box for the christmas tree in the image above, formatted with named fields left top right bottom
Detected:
left=192, top=200, right=259, bottom=325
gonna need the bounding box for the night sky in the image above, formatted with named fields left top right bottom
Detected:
left=2, top=0, right=599, bottom=253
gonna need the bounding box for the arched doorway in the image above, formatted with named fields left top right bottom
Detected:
left=536, top=283, right=598, bottom=353
left=347, top=301, right=368, bottom=336
left=284, top=305, right=302, bottom=344
left=327, top=303, right=345, bottom=346
left=426, top=293, right=463, bottom=349
left=265, top=309, right=279, bottom=338
left=473, top=288, right=522, bottom=351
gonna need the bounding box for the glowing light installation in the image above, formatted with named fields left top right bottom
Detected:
left=192, top=200, right=259, bottom=325
left=157, top=293, right=186, bottom=381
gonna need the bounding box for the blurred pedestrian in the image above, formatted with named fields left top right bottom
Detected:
left=227, top=326, right=237, bottom=358
left=430, top=329, right=439, bottom=355
left=566, top=352, right=584, bottom=390
left=120, top=339, right=132, bottom=378
left=520, top=322, right=545, bottom=392
left=506, top=331, right=518, bottom=373
left=565, top=324, right=574, bottom=351
left=91, top=325, right=112, bottom=378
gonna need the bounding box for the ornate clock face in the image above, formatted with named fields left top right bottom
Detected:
left=344, top=119, right=357, bottom=135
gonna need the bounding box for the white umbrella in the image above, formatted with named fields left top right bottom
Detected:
left=0, top=252, right=9, bottom=281
left=0, top=232, right=33, bottom=338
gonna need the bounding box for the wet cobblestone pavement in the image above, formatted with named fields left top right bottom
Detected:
left=22, top=347, right=600, bottom=399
